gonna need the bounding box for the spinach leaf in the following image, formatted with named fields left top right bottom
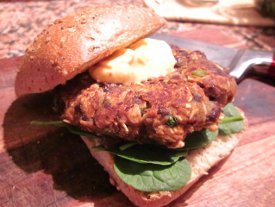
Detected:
left=219, top=103, right=244, bottom=135
left=119, top=142, right=137, bottom=151
left=109, top=144, right=187, bottom=166
left=183, top=129, right=218, bottom=150
left=221, top=116, right=243, bottom=123
left=31, top=120, right=66, bottom=127
left=114, top=157, right=191, bottom=192
left=222, top=103, right=241, bottom=117
left=31, top=120, right=100, bottom=138
left=66, top=125, right=99, bottom=138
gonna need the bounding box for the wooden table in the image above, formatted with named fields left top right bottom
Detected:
left=1, top=0, right=275, bottom=59
left=1, top=0, right=275, bottom=206
left=0, top=54, right=275, bottom=206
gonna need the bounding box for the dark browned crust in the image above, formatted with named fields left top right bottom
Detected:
left=172, top=47, right=236, bottom=105
left=59, top=46, right=236, bottom=148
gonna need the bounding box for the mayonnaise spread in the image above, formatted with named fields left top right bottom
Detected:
left=89, top=38, right=176, bottom=84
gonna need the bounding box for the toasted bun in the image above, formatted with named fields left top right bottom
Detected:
left=81, top=134, right=239, bottom=207
left=15, top=5, right=165, bottom=97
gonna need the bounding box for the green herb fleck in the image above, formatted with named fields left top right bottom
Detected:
left=192, top=68, right=208, bottom=77
left=166, top=115, right=178, bottom=127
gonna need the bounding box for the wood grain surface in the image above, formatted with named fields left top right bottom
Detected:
left=0, top=56, right=274, bottom=207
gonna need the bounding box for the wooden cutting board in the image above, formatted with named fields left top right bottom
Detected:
left=0, top=56, right=274, bottom=207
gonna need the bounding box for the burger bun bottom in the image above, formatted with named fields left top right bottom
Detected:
left=81, top=133, right=239, bottom=207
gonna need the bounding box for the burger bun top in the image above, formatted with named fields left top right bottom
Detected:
left=15, top=5, right=165, bottom=96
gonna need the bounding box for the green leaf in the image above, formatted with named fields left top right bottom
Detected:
left=221, top=116, right=243, bottom=123
left=31, top=120, right=100, bottom=138
left=219, top=103, right=244, bottom=135
left=119, top=142, right=138, bottom=151
left=66, top=125, right=99, bottom=138
left=31, top=120, right=66, bottom=127
left=222, top=103, right=242, bottom=117
left=114, top=157, right=191, bottom=192
left=109, top=144, right=187, bottom=166
left=91, top=145, right=106, bottom=151
left=183, top=129, right=218, bottom=150
left=258, top=0, right=275, bottom=17
left=219, top=122, right=243, bottom=135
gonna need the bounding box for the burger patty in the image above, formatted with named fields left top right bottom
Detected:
left=58, top=46, right=236, bottom=148
left=172, top=47, right=236, bottom=105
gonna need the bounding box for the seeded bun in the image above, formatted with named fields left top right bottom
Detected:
left=15, top=5, right=165, bottom=97
left=82, top=134, right=239, bottom=207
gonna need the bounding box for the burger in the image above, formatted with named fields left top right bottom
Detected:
left=15, top=5, right=245, bottom=207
